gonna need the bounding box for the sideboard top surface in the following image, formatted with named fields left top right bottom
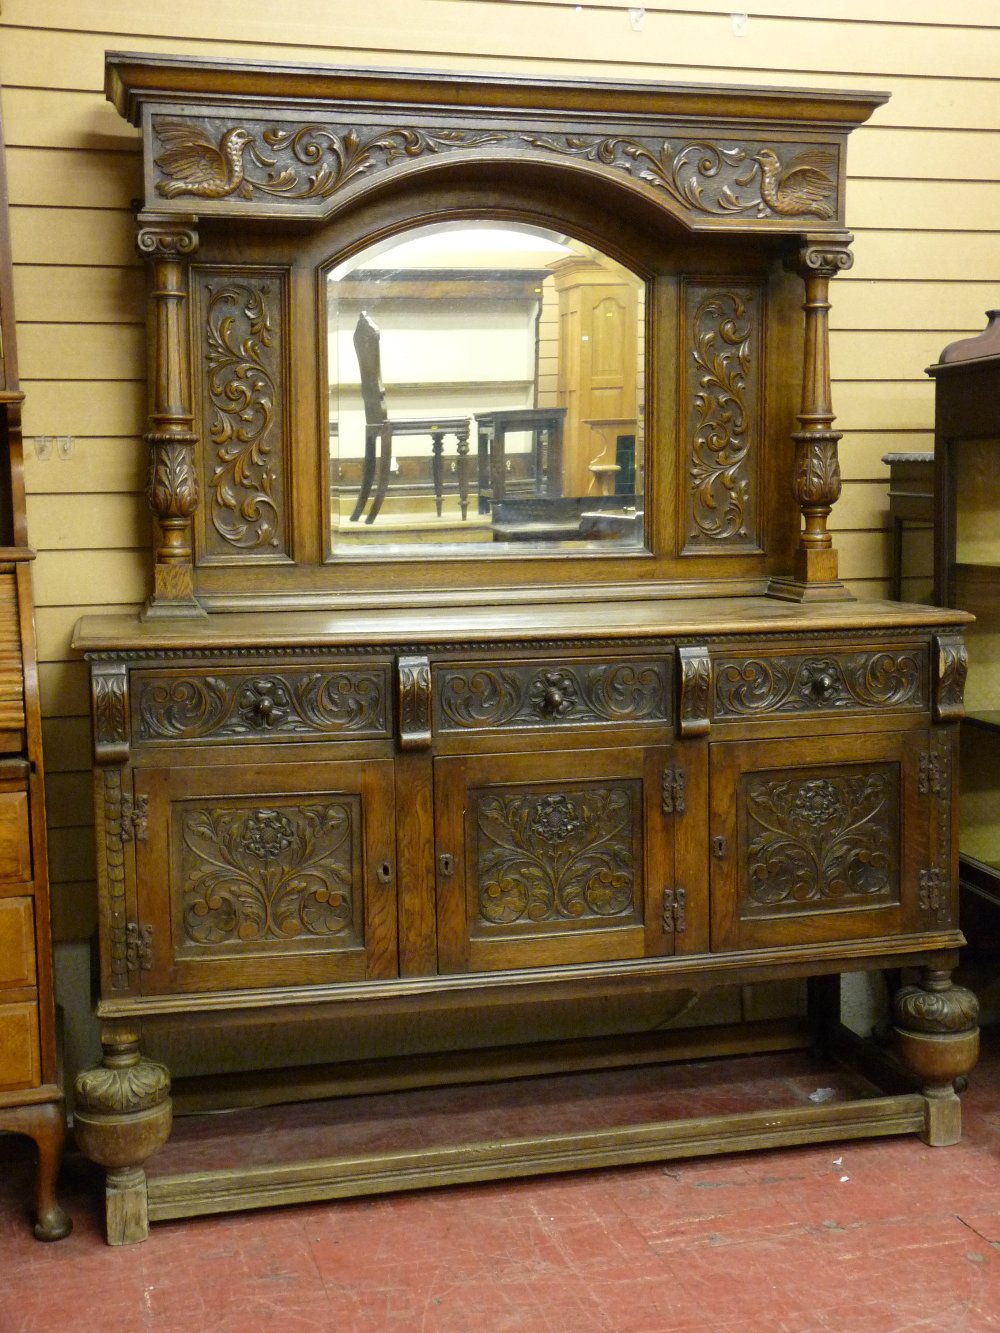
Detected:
left=73, top=597, right=972, bottom=655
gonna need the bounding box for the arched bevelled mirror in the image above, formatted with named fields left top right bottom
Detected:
left=326, top=221, right=646, bottom=554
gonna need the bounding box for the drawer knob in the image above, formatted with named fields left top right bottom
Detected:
left=806, top=667, right=839, bottom=702
left=541, top=686, right=565, bottom=713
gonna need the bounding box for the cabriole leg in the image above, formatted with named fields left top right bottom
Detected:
left=73, top=1020, right=172, bottom=1245
left=893, top=967, right=979, bottom=1146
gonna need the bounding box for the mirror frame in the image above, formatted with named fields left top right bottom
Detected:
left=104, top=53, right=886, bottom=615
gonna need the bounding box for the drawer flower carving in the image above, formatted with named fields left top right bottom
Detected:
left=181, top=801, right=356, bottom=945
left=743, top=771, right=895, bottom=913
left=438, top=661, right=667, bottom=730
left=476, top=784, right=637, bottom=927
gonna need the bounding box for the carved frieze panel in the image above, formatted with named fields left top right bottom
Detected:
left=472, top=782, right=642, bottom=931
left=145, top=113, right=842, bottom=226
left=714, top=650, right=926, bottom=718
left=133, top=667, right=388, bottom=743
left=176, top=797, right=362, bottom=951
left=681, top=283, right=763, bottom=553
left=739, top=765, right=898, bottom=917
left=436, top=659, right=670, bottom=733
left=194, top=273, right=289, bottom=561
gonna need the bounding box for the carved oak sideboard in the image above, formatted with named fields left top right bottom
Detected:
left=71, top=54, right=978, bottom=1244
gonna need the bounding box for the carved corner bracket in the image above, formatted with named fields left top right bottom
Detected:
left=932, top=634, right=968, bottom=722
left=677, top=646, right=712, bottom=737
left=398, top=655, right=432, bottom=749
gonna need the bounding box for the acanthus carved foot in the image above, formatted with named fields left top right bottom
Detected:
left=893, top=968, right=979, bottom=1146
left=73, top=1022, right=172, bottom=1245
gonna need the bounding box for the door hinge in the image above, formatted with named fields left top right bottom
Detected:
left=661, top=766, right=686, bottom=815
left=125, top=921, right=153, bottom=973
left=662, top=887, right=687, bottom=934
left=119, top=794, right=149, bottom=843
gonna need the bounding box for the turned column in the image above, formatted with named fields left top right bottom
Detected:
left=73, top=1020, right=172, bottom=1245
left=137, top=215, right=204, bottom=618
left=775, top=233, right=854, bottom=599
left=893, top=967, right=979, bottom=1146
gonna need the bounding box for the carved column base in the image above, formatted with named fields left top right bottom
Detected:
left=893, top=968, right=979, bottom=1147
left=766, top=571, right=855, bottom=603
left=141, top=564, right=206, bottom=621
left=73, top=1024, right=172, bottom=1245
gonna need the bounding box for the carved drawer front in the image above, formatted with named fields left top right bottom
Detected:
left=435, top=744, right=705, bottom=974
left=712, top=645, right=928, bottom=722
left=0, top=789, right=31, bottom=883
left=0, top=898, right=36, bottom=989
left=0, top=1001, right=40, bottom=1091
left=710, top=728, right=947, bottom=952
left=434, top=656, right=671, bottom=735
left=131, top=758, right=397, bottom=995
left=131, top=664, right=390, bottom=745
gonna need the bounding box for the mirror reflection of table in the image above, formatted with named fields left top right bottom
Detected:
left=475, top=407, right=566, bottom=513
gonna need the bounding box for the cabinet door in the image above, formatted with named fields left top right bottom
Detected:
left=710, top=730, right=938, bottom=951
left=134, top=758, right=396, bottom=994
left=435, top=745, right=702, bottom=974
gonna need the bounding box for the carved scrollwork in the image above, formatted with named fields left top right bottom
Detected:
left=742, top=770, right=897, bottom=913
left=437, top=660, right=669, bottom=731
left=715, top=651, right=924, bottom=716
left=202, top=281, right=284, bottom=553
left=521, top=135, right=839, bottom=221
left=92, top=666, right=130, bottom=763
left=398, top=655, right=432, bottom=749
left=685, top=288, right=760, bottom=549
left=152, top=116, right=506, bottom=203
left=136, top=220, right=198, bottom=256
left=475, top=784, right=639, bottom=928
left=180, top=801, right=358, bottom=946
left=134, top=669, right=386, bottom=742
left=797, top=238, right=854, bottom=277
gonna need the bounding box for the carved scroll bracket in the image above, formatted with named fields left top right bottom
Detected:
left=772, top=232, right=855, bottom=601
left=932, top=634, right=968, bottom=722
left=137, top=214, right=205, bottom=619
left=91, top=661, right=130, bottom=766
left=677, top=646, right=712, bottom=737
left=398, top=655, right=432, bottom=749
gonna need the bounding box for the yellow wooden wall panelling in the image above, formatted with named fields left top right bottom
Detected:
left=1, top=2, right=997, bottom=938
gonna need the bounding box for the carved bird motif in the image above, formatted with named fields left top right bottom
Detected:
left=154, top=120, right=255, bottom=199
left=751, top=148, right=837, bottom=219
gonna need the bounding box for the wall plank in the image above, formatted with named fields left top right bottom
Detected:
left=18, top=323, right=145, bottom=381
left=13, top=264, right=144, bottom=325
left=21, top=382, right=145, bottom=437
left=24, top=438, right=147, bottom=495
left=25, top=494, right=150, bottom=551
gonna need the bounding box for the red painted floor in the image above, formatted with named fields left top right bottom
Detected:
left=1, top=1032, right=998, bottom=1333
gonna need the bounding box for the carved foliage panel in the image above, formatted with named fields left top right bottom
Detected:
left=681, top=281, right=764, bottom=554
left=738, top=762, right=899, bottom=919
left=470, top=780, right=643, bottom=934
left=133, top=666, right=388, bottom=743
left=194, top=269, right=289, bottom=562
left=146, top=113, right=843, bottom=226
left=436, top=658, right=670, bottom=733
left=173, top=794, right=364, bottom=956
left=714, top=649, right=926, bottom=719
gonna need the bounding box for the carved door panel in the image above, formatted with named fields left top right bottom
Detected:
left=709, top=729, right=950, bottom=951
left=133, top=758, right=396, bottom=994
left=435, top=745, right=703, bottom=974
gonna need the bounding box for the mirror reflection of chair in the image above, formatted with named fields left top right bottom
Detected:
left=350, top=311, right=471, bottom=524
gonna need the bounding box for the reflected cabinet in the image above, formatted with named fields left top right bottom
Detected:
left=72, top=54, right=978, bottom=1244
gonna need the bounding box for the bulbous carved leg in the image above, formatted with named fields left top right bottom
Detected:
left=893, top=968, right=979, bottom=1146
left=73, top=1021, right=172, bottom=1246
